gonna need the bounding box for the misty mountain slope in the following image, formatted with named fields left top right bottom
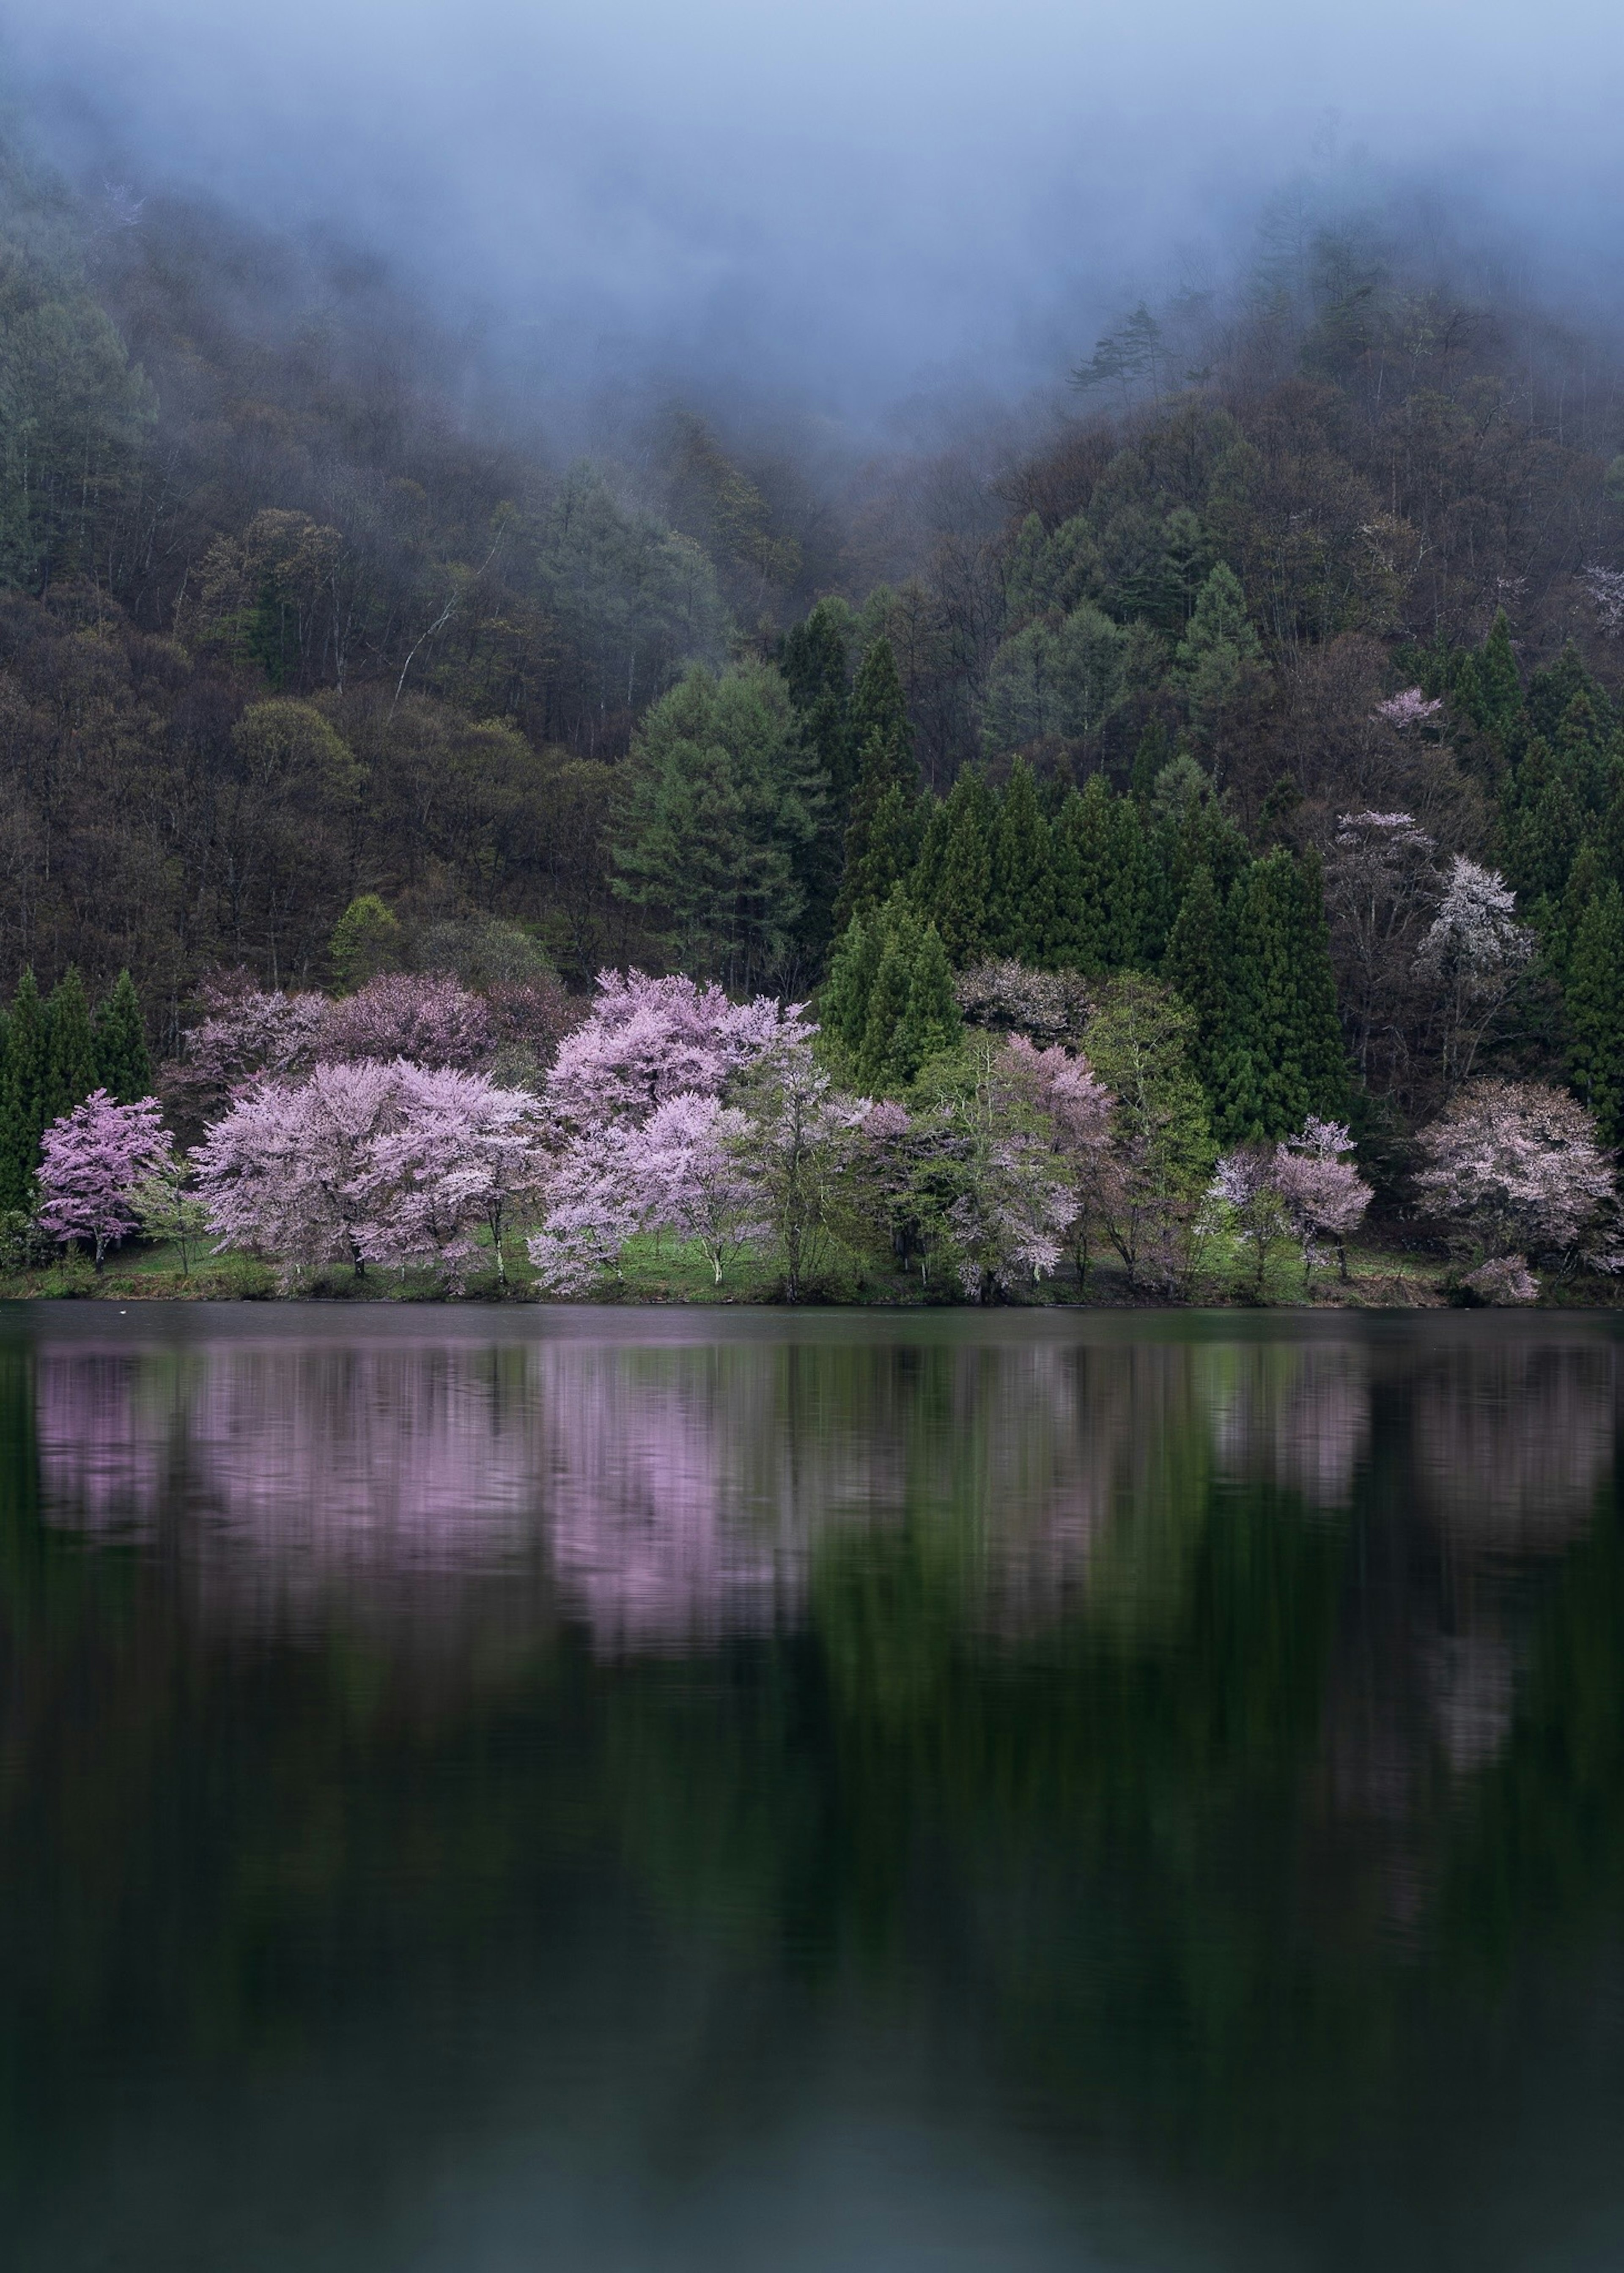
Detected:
left=4, top=134, right=1624, bottom=1142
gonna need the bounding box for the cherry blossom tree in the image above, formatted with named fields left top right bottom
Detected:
left=1578, top=565, right=1624, bottom=638
left=193, top=1060, right=407, bottom=1281
left=1374, top=688, right=1444, bottom=728
left=624, top=1093, right=763, bottom=1286
left=360, top=1066, right=546, bottom=1286
left=318, top=972, right=492, bottom=1069
left=1414, top=1080, right=1616, bottom=1267
left=1462, top=1254, right=1539, bottom=1305
left=544, top=968, right=810, bottom=1133
left=37, top=1091, right=171, bottom=1266
left=730, top=1037, right=864, bottom=1301
left=904, top=1041, right=1078, bottom=1301
left=527, top=1126, right=642, bottom=1294
left=1001, top=1034, right=1113, bottom=1280
left=1272, top=1117, right=1372, bottom=1283
left=168, top=976, right=329, bottom=1133
left=1413, top=856, right=1534, bottom=1093
left=1207, top=1143, right=1293, bottom=1298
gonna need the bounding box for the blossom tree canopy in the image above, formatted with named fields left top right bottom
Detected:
left=1272, top=1118, right=1372, bottom=1278
left=360, top=1064, right=547, bottom=1285
left=1374, top=688, right=1445, bottom=728
left=317, top=972, right=493, bottom=1070
left=1414, top=1080, right=1616, bottom=1261
left=37, top=1091, right=171, bottom=1264
left=192, top=1059, right=408, bottom=1280
left=544, top=968, right=813, bottom=1133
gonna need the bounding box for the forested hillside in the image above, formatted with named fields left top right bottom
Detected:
left=5, top=134, right=1624, bottom=1177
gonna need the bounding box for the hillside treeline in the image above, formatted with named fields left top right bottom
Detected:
left=3, top=134, right=1624, bottom=1148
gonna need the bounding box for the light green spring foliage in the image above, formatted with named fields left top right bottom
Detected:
left=329, top=896, right=403, bottom=992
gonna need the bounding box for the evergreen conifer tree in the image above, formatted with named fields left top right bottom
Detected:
left=921, top=769, right=994, bottom=965
left=1566, top=879, right=1624, bottom=1144
left=987, top=758, right=1056, bottom=962
left=833, top=638, right=918, bottom=931
left=92, top=971, right=154, bottom=1104
left=1473, top=609, right=1524, bottom=740
left=45, top=967, right=97, bottom=1124
left=1162, top=862, right=1234, bottom=1111
left=781, top=600, right=856, bottom=966
left=843, top=782, right=924, bottom=914
left=1051, top=775, right=1151, bottom=970
left=0, top=970, right=51, bottom=1213
left=1215, top=850, right=1345, bottom=1141
left=821, top=890, right=960, bottom=1091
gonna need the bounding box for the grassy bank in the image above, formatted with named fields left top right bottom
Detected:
left=3, top=1231, right=1607, bottom=1308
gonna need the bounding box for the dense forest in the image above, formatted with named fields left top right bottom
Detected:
left=4, top=129, right=1624, bottom=1281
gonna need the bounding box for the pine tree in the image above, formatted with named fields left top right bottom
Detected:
left=92, top=971, right=154, bottom=1104
left=920, top=769, right=994, bottom=965
left=986, top=758, right=1056, bottom=962
left=45, top=967, right=97, bottom=1124
left=1566, top=880, right=1624, bottom=1144
left=819, top=906, right=883, bottom=1065
left=0, top=970, right=51, bottom=1213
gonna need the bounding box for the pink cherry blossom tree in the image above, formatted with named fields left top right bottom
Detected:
left=318, top=972, right=492, bottom=1069
left=1207, top=1143, right=1294, bottom=1299
left=1272, top=1118, right=1372, bottom=1283
left=37, top=1091, right=172, bottom=1266
left=544, top=968, right=812, bottom=1133
left=1001, top=1034, right=1113, bottom=1281
left=193, top=1060, right=408, bottom=1282
left=1414, top=1080, right=1617, bottom=1269
left=622, top=1093, right=764, bottom=1285
left=1374, top=688, right=1444, bottom=728
left=360, top=1065, right=547, bottom=1286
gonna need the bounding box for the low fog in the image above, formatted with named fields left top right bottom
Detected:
left=8, top=0, right=1624, bottom=433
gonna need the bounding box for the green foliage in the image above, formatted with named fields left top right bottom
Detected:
left=980, top=603, right=1125, bottom=757
left=820, top=889, right=960, bottom=1093
left=45, top=967, right=97, bottom=1124
left=612, top=660, right=820, bottom=989
left=0, top=969, right=49, bottom=1212
left=1566, top=880, right=1624, bottom=1144
left=329, top=895, right=403, bottom=991
left=91, top=971, right=154, bottom=1105
left=1172, top=562, right=1263, bottom=756
left=1051, top=774, right=1154, bottom=971
left=914, top=769, right=995, bottom=967
left=1163, top=863, right=1234, bottom=1110
left=986, top=758, right=1055, bottom=961
left=1214, top=850, right=1345, bottom=1142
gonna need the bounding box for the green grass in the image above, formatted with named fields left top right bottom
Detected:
left=1, top=1228, right=1613, bottom=1308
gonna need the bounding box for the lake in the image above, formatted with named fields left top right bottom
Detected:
left=2, top=1302, right=1622, bottom=2271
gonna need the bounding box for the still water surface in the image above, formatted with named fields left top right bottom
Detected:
left=3, top=1302, right=1623, bottom=2270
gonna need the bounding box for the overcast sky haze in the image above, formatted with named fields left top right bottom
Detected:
left=6, top=0, right=1624, bottom=428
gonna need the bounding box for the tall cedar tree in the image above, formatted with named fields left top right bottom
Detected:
left=92, top=971, right=155, bottom=1104
left=1162, top=863, right=1234, bottom=1114
left=1052, top=776, right=1152, bottom=971
left=1216, top=850, right=1345, bottom=1141
left=0, top=971, right=51, bottom=1212
left=45, top=968, right=98, bottom=1125
left=780, top=601, right=855, bottom=967
left=1566, top=879, right=1624, bottom=1144
left=916, top=769, right=995, bottom=965
left=987, top=759, right=1056, bottom=962
left=821, top=888, right=960, bottom=1092
left=834, top=639, right=916, bottom=930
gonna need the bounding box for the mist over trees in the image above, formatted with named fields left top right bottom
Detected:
left=4, top=110, right=1624, bottom=1286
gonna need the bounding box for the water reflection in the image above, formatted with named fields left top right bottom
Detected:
left=4, top=1308, right=1624, bottom=2272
